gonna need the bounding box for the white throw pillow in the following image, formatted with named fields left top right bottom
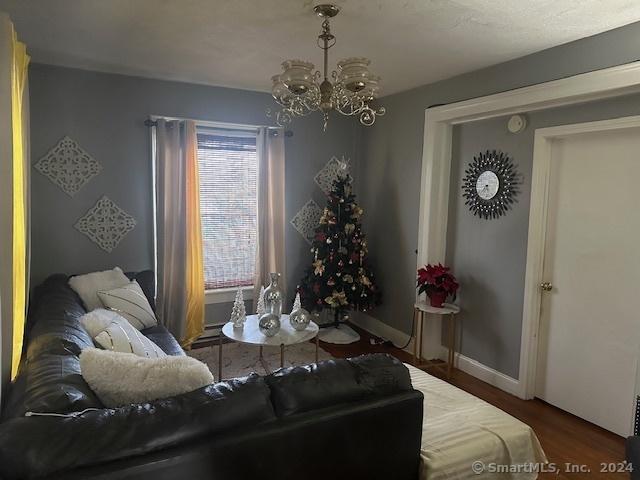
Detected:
left=94, top=322, right=166, bottom=358
left=80, top=309, right=166, bottom=358
left=97, top=280, right=158, bottom=330
left=69, top=267, right=130, bottom=311
left=79, top=348, right=213, bottom=407
left=80, top=308, right=123, bottom=337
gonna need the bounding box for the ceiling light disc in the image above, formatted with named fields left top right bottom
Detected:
left=314, top=4, right=340, bottom=18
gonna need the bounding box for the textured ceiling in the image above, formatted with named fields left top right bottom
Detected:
left=2, top=0, right=640, bottom=96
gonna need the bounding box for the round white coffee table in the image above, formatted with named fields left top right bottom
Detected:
left=218, top=314, right=319, bottom=381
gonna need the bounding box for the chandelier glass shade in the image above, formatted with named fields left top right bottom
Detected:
left=268, top=4, right=385, bottom=130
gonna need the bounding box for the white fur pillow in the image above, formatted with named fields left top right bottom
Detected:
left=69, top=267, right=130, bottom=311
left=80, top=308, right=124, bottom=337
left=79, top=348, right=213, bottom=407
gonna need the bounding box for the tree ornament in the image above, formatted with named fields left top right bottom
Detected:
left=313, top=259, right=325, bottom=276
left=258, top=312, right=280, bottom=337
left=289, top=292, right=310, bottom=331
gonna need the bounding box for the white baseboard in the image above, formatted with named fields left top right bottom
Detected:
left=438, top=347, right=522, bottom=398
left=349, top=312, right=523, bottom=398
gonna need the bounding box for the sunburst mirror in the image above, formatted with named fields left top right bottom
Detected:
left=462, top=150, right=520, bottom=220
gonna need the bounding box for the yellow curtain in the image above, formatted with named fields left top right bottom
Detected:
left=182, top=121, right=205, bottom=348
left=10, top=29, right=29, bottom=378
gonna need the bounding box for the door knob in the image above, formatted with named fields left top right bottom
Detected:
left=540, top=282, right=553, bottom=292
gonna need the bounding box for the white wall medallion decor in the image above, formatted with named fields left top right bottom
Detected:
left=74, top=196, right=136, bottom=253
left=314, top=155, right=349, bottom=195
left=290, top=200, right=322, bottom=244
left=34, top=136, right=102, bottom=197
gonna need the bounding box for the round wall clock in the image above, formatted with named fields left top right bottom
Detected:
left=462, top=150, right=519, bottom=220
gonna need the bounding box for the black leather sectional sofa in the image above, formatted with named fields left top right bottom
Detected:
left=0, top=272, right=424, bottom=479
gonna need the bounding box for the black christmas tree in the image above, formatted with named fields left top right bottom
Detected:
left=298, top=169, right=381, bottom=326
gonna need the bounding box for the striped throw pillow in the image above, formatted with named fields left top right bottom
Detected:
left=98, top=280, right=158, bottom=330
left=94, top=317, right=166, bottom=358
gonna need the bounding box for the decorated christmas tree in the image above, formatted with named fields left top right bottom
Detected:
left=298, top=169, right=381, bottom=325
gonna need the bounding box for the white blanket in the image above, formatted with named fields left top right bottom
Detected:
left=407, top=365, right=547, bottom=479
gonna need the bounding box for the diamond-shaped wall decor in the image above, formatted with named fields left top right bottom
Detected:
left=34, top=136, right=102, bottom=197
left=74, top=196, right=136, bottom=253
left=314, top=155, right=350, bottom=195
left=291, top=200, right=322, bottom=244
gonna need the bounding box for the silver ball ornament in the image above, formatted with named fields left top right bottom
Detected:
left=289, top=308, right=311, bottom=331
left=258, top=312, right=281, bottom=337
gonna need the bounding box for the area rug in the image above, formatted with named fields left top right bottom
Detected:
left=188, top=341, right=335, bottom=380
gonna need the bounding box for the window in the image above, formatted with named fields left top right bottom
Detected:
left=196, top=127, right=258, bottom=295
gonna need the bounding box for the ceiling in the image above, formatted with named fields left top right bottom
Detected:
left=2, top=0, right=640, bottom=96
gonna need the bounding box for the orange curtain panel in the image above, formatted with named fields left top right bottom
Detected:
left=154, top=119, right=204, bottom=349
left=183, top=122, right=205, bottom=347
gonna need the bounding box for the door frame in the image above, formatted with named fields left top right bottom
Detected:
left=521, top=115, right=640, bottom=399
left=418, top=60, right=640, bottom=398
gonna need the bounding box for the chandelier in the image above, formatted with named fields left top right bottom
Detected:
left=268, top=4, right=385, bottom=131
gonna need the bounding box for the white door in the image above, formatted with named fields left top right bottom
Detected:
left=535, top=125, right=640, bottom=437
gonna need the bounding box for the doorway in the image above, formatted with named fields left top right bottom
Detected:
left=527, top=117, right=640, bottom=436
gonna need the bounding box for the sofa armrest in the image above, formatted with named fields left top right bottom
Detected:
left=0, top=375, right=275, bottom=480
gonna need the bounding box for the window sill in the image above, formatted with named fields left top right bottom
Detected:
left=205, top=286, right=254, bottom=305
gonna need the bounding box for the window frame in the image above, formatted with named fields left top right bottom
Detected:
left=195, top=121, right=259, bottom=304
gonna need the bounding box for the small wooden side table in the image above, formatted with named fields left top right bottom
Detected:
left=413, top=301, right=460, bottom=378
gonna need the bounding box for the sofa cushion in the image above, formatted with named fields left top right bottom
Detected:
left=0, top=375, right=276, bottom=480
left=141, top=325, right=185, bottom=356
left=6, top=353, right=103, bottom=419
left=2, top=275, right=104, bottom=419
left=265, top=353, right=413, bottom=417
left=125, top=270, right=157, bottom=312
left=24, top=275, right=94, bottom=360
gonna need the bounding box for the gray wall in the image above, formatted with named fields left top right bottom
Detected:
left=29, top=64, right=360, bottom=325
left=359, top=20, right=640, bottom=378
left=448, top=93, right=640, bottom=378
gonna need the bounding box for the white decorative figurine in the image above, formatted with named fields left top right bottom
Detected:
left=292, top=292, right=302, bottom=311
left=256, top=285, right=266, bottom=315
left=289, top=292, right=311, bottom=331
left=230, top=288, right=246, bottom=329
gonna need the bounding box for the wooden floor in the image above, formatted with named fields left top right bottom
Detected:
left=321, top=325, right=627, bottom=479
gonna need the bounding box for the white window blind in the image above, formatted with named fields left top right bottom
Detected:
left=197, top=128, right=258, bottom=290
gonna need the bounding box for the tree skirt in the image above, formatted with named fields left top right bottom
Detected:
left=318, top=324, right=361, bottom=345
left=188, top=341, right=334, bottom=381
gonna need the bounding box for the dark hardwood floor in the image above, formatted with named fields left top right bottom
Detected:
left=321, top=324, right=627, bottom=480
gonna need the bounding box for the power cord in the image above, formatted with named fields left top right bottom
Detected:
left=367, top=309, right=414, bottom=350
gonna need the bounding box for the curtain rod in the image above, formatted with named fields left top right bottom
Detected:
left=144, top=116, right=293, bottom=137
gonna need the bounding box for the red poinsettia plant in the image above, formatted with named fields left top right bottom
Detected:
left=416, top=263, right=459, bottom=307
